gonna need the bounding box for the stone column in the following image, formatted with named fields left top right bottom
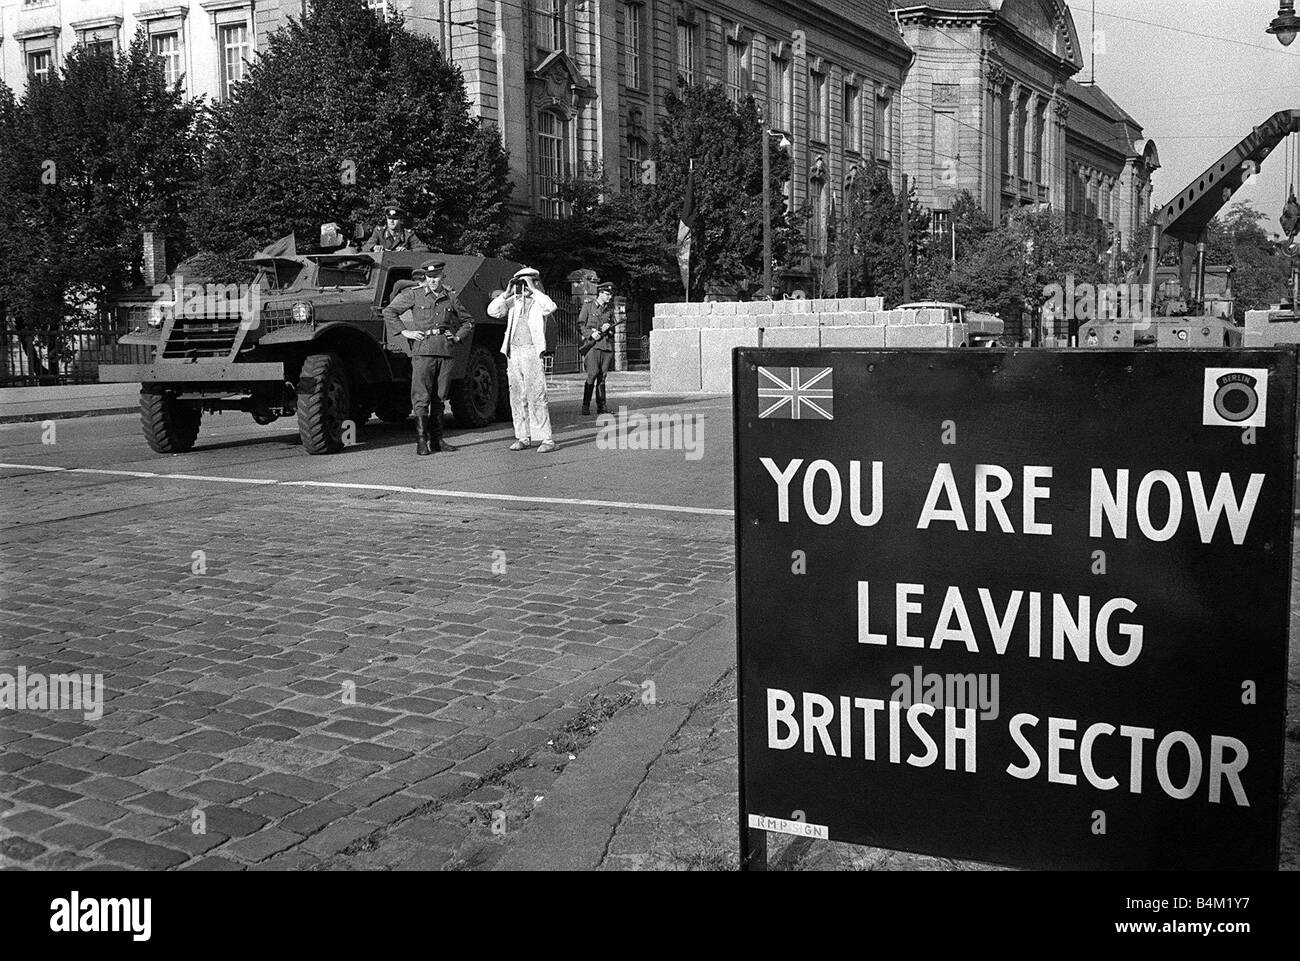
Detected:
left=1050, top=90, right=1069, bottom=211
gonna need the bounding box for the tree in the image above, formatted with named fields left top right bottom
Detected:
left=648, top=85, right=803, bottom=298
left=1204, top=201, right=1294, bottom=320
left=835, top=163, right=928, bottom=304
left=912, top=189, right=992, bottom=300
left=0, top=40, right=200, bottom=383
left=186, top=0, right=512, bottom=277
left=515, top=84, right=803, bottom=302
left=936, top=208, right=1104, bottom=340
left=513, top=165, right=678, bottom=301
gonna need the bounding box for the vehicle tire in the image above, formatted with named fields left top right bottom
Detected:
left=374, top=388, right=412, bottom=424
left=493, top=353, right=511, bottom=422
left=140, top=388, right=201, bottom=454
left=297, top=352, right=351, bottom=454
left=450, top=345, right=499, bottom=429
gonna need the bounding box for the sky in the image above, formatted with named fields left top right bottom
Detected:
left=1064, top=0, right=1299, bottom=238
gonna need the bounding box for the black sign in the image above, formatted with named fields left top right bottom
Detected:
left=733, top=349, right=1296, bottom=870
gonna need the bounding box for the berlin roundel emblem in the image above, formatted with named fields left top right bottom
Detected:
left=1202, top=367, right=1268, bottom=428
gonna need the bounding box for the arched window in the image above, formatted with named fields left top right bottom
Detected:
left=536, top=110, right=571, bottom=218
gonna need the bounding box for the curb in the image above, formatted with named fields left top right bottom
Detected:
left=0, top=408, right=138, bottom=425
left=495, top=608, right=736, bottom=871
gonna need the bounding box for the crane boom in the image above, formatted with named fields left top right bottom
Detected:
left=1140, top=109, right=1300, bottom=312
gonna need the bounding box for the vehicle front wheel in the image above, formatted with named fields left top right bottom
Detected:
left=140, top=388, right=201, bottom=454
left=451, top=345, right=500, bottom=429
left=297, top=352, right=351, bottom=454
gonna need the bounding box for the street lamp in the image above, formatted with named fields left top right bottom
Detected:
left=1267, top=0, right=1300, bottom=45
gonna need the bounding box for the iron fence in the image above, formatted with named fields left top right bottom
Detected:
left=1, top=310, right=152, bottom=388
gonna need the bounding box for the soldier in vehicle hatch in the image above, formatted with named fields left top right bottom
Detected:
left=362, top=206, right=428, bottom=253
left=382, top=259, right=473, bottom=455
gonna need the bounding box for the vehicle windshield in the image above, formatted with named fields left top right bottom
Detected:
left=315, top=261, right=373, bottom=287
left=254, top=261, right=305, bottom=291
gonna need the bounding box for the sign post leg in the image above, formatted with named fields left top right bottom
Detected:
left=739, top=825, right=768, bottom=872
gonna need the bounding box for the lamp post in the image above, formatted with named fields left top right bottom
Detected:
left=1267, top=0, right=1300, bottom=45
left=760, top=109, right=792, bottom=298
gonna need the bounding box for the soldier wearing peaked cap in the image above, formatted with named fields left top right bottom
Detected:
left=363, top=206, right=429, bottom=252
left=382, top=259, right=473, bottom=455
left=579, top=282, right=616, bottom=415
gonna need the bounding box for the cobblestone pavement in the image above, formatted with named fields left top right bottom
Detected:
left=0, top=397, right=736, bottom=871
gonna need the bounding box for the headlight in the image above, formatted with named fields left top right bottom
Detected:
left=1176, top=329, right=1189, bottom=341
left=291, top=302, right=313, bottom=324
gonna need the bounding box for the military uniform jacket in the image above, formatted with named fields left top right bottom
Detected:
left=362, top=226, right=429, bottom=252
left=579, top=300, right=616, bottom=353
left=382, top=285, right=474, bottom=357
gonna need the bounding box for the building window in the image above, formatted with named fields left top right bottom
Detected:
left=810, top=179, right=826, bottom=256
left=874, top=89, right=892, bottom=162
left=769, top=53, right=791, bottom=131
left=626, top=136, right=647, bottom=188
left=623, top=3, right=643, bottom=88
left=536, top=110, right=570, bottom=218
left=844, top=83, right=860, bottom=153
left=218, top=22, right=250, bottom=102
left=726, top=39, right=748, bottom=104
left=810, top=70, right=828, bottom=143
left=933, top=109, right=957, bottom=191
left=535, top=0, right=566, bottom=53
left=151, top=32, right=183, bottom=89
left=26, top=50, right=53, bottom=82
left=676, top=21, right=697, bottom=85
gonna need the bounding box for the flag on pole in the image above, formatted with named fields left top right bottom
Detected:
left=677, top=164, right=697, bottom=298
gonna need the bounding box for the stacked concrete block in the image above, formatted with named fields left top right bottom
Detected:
left=885, top=324, right=955, bottom=347
left=760, top=326, right=822, bottom=348
left=699, top=328, right=761, bottom=392
left=650, top=328, right=702, bottom=393
left=820, top=325, right=887, bottom=348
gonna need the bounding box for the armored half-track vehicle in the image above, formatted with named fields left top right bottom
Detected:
left=100, top=246, right=521, bottom=454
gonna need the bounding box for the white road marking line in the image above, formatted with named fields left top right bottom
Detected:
left=160, top=473, right=279, bottom=484
left=281, top=480, right=734, bottom=516
left=0, top=462, right=734, bottom=517
left=71, top=468, right=160, bottom=478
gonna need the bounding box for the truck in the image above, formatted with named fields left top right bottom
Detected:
left=1079, top=108, right=1299, bottom=349
left=99, top=239, right=521, bottom=454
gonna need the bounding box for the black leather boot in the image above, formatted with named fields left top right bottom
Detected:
left=581, top=382, right=594, bottom=415
left=415, top=415, right=432, bottom=456
left=431, top=411, right=456, bottom=453
left=596, top=381, right=608, bottom=415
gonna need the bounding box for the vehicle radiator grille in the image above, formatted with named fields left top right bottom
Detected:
left=260, top=307, right=293, bottom=331
left=160, top=316, right=243, bottom=359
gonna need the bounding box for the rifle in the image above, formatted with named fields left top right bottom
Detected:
left=578, top=319, right=628, bottom=357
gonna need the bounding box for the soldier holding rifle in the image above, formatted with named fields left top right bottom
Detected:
left=579, top=282, right=617, bottom=415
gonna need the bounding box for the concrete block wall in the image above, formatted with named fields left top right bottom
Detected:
left=650, top=298, right=957, bottom=394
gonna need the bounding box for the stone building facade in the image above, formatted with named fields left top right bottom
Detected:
left=3, top=1, right=912, bottom=275
left=889, top=0, right=1155, bottom=252
left=0, top=0, right=303, bottom=102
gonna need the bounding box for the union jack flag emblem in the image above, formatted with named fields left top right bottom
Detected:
left=757, top=366, right=834, bottom=420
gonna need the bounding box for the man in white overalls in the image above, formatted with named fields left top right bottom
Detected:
left=489, top=267, right=557, bottom=453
